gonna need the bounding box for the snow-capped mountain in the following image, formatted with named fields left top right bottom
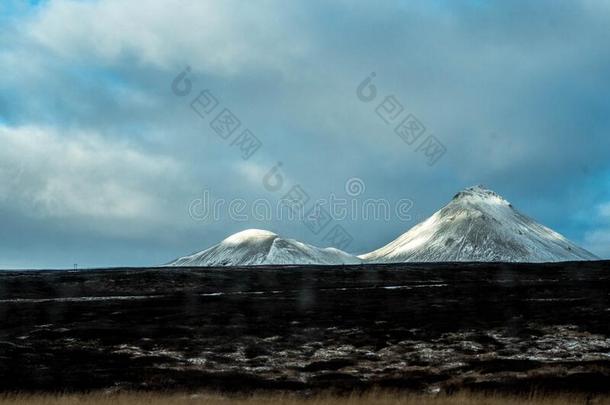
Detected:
left=168, top=229, right=361, bottom=266
left=360, top=186, right=599, bottom=263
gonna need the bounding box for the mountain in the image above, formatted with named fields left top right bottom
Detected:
left=168, top=229, right=362, bottom=266
left=360, top=186, right=599, bottom=263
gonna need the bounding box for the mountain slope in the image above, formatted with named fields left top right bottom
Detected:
left=168, top=229, right=361, bottom=266
left=360, top=186, right=599, bottom=263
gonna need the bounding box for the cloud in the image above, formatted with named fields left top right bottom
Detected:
left=598, top=202, right=610, bottom=219
left=584, top=230, right=610, bottom=259
left=0, top=125, right=188, bottom=234
left=22, top=0, right=310, bottom=75
left=582, top=200, right=610, bottom=258
left=0, top=0, right=609, bottom=266
left=235, top=161, right=270, bottom=189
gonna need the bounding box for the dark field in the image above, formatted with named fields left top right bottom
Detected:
left=0, top=262, right=609, bottom=395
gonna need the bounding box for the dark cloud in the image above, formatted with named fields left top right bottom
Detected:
left=0, top=0, right=609, bottom=267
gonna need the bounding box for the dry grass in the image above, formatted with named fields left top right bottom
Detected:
left=1, top=391, right=608, bottom=405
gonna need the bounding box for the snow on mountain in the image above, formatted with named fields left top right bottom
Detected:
left=360, top=186, right=600, bottom=263
left=168, top=229, right=361, bottom=267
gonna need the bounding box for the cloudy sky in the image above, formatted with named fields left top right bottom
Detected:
left=1, top=0, right=609, bottom=268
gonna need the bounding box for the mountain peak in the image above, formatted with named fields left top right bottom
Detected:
left=361, top=186, right=598, bottom=263
left=452, top=185, right=511, bottom=207
left=168, top=229, right=360, bottom=267
left=222, top=229, right=278, bottom=246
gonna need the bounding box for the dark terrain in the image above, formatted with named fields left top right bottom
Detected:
left=0, top=262, right=609, bottom=394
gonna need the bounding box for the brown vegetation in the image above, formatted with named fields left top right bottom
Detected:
left=1, top=391, right=609, bottom=405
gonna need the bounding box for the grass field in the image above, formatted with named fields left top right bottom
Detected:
left=1, top=391, right=609, bottom=405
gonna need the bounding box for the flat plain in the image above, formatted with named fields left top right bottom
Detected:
left=1, top=261, right=609, bottom=396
